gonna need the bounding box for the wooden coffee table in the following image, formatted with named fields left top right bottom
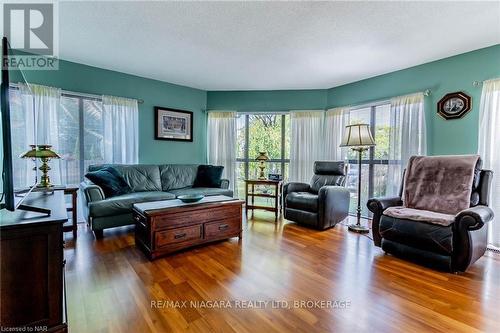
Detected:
left=133, top=195, right=244, bottom=260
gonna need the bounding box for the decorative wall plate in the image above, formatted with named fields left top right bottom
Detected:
left=437, top=92, right=471, bottom=120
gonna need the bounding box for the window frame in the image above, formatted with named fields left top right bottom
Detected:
left=346, top=101, right=393, bottom=217
left=61, top=92, right=105, bottom=183
left=236, top=112, right=290, bottom=184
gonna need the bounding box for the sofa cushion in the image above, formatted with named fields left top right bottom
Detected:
left=85, top=167, right=131, bottom=198
left=168, top=187, right=233, bottom=198
left=193, top=165, right=224, bottom=188
left=379, top=214, right=453, bottom=255
left=286, top=192, right=318, bottom=213
left=89, top=164, right=162, bottom=192
left=159, top=164, right=199, bottom=191
left=89, top=191, right=175, bottom=218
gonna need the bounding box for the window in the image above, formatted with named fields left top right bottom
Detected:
left=235, top=113, right=290, bottom=199
left=346, top=103, right=392, bottom=217
left=59, top=94, right=105, bottom=184
left=9, top=84, right=138, bottom=189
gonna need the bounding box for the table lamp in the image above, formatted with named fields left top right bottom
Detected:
left=21, top=144, right=61, bottom=188
left=255, top=152, right=269, bottom=180
left=340, top=124, right=376, bottom=233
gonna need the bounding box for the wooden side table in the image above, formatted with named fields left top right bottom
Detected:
left=31, top=185, right=79, bottom=239
left=244, top=179, right=283, bottom=221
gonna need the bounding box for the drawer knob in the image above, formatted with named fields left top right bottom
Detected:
left=218, top=224, right=229, bottom=230
left=174, top=233, right=187, bottom=239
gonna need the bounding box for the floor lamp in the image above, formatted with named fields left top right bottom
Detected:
left=340, top=124, right=376, bottom=233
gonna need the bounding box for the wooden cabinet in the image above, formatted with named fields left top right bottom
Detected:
left=133, top=196, right=244, bottom=259
left=0, top=192, right=68, bottom=332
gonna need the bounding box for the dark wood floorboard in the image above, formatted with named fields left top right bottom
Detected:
left=64, top=213, right=500, bottom=333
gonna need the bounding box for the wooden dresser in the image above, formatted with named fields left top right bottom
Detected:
left=0, top=192, right=68, bottom=332
left=133, top=195, right=244, bottom=259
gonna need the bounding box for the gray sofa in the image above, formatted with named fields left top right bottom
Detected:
left=80, top=164, right=232, bottom=238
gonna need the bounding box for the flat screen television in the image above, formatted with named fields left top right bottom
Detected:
left=1, top=36, right=49, bottom=214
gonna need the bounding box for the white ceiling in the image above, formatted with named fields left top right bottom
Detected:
left=59, top=1, right=500, bottom=91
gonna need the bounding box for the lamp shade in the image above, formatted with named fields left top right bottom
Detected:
left=340, top=124, right=376, bottom=147
left=255, top=151, right=269, bottom=161
left=20, top=144, right=61, bottom=159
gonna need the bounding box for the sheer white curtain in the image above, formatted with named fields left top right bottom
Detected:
left=207, top=111, right=237, bottom=192
left=102, top=95, right=139, bottom=164
left=478, top=78, right=500, bottom=248
left=324, top=107, right=350, bottom=161
left=11, top=83, right=62, bottom=187
left=289, top=110, right=324, bottom=182
left=387, top=92, right=427, bottom=195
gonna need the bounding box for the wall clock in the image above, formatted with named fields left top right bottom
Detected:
left=437, top=92, right=472, bottom=120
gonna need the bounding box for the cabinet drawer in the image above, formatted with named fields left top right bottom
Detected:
left=204, top=219, right=240, bottom=239
left=155, top=225, right=202, bottom=248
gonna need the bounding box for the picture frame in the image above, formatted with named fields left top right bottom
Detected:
left=154, top=107, right=193, bottom=142
left=437, top=92, right=472, bottom=120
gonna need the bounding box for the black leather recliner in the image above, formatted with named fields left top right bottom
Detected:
left=367, top=164, right=494, bottom=272
left=283, top=161, right=350, bottom=230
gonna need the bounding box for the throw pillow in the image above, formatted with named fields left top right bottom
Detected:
left=193, top=165, right=224, bottom=188
left=85, top=167, right=131, bottom=198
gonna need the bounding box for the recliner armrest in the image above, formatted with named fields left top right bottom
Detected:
left=220, top=179, right=230, bottom=189
left=367, top=196, right=403, bottom=247
left=367, top=196, right=403, bottom=215
left=80, top=180, right=105, bottom=204
left=455, top=205, right=494, bottom=231
left=318, top=185, right=350, bottom=229
left=283, top=182, right=311, bottom=197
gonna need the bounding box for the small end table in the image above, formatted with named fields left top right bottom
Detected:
left=31, top=185, right=79, bottom=239
left=244, top=179, right=283, bottom=221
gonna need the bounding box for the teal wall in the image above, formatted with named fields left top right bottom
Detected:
left=207, top=89, right=327, bottom=111
left=15, top=44, right=500, bottom=165
left=20, top=59, right=207, bottom=164
left=208, top=45, right=499, bottom=155
left=328, top=45, right=500, bottom=155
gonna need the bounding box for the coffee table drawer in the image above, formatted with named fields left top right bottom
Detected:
left=155, top=225, right=202, bottom=248
left=204, top=219, right=240, bottom=239
left=154, top=205, right=241, bottom=229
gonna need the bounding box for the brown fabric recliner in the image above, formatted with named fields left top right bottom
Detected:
left=367, top=156, right=494, bottom=272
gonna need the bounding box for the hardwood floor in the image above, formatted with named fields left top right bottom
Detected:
left=63, top=213, right=500, bottom=333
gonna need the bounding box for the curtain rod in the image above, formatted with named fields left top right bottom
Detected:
left=205, top=110, right=291, bottom=114
left=472, top=79, right=495, bottom=87
left=326, top=89, right=431, bottom=111
left=10, top=82, right=144, bottom=104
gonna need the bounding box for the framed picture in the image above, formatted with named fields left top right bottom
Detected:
left=437, top=92, right=472, bottom=120
left=154, top=107, right=193, bottom=142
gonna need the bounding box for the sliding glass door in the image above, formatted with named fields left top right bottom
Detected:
left=235, top=113, right=290, bottom=198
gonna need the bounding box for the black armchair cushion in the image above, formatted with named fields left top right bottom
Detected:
left=309, top=161, right=345, bottom=193
left=310, top=175, right=344, bottom=194
left=313, top=161, right=344, bottom=175
left=286, top=192, right=318, bottom=213
left=380, top=215, right=453, bottom=255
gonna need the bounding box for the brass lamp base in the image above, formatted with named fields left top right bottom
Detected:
left=38, top=157, right=54, bottom=188
left=257, top=165, right=266, bottom=180
left=348, top=224, right=369, bottom=233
